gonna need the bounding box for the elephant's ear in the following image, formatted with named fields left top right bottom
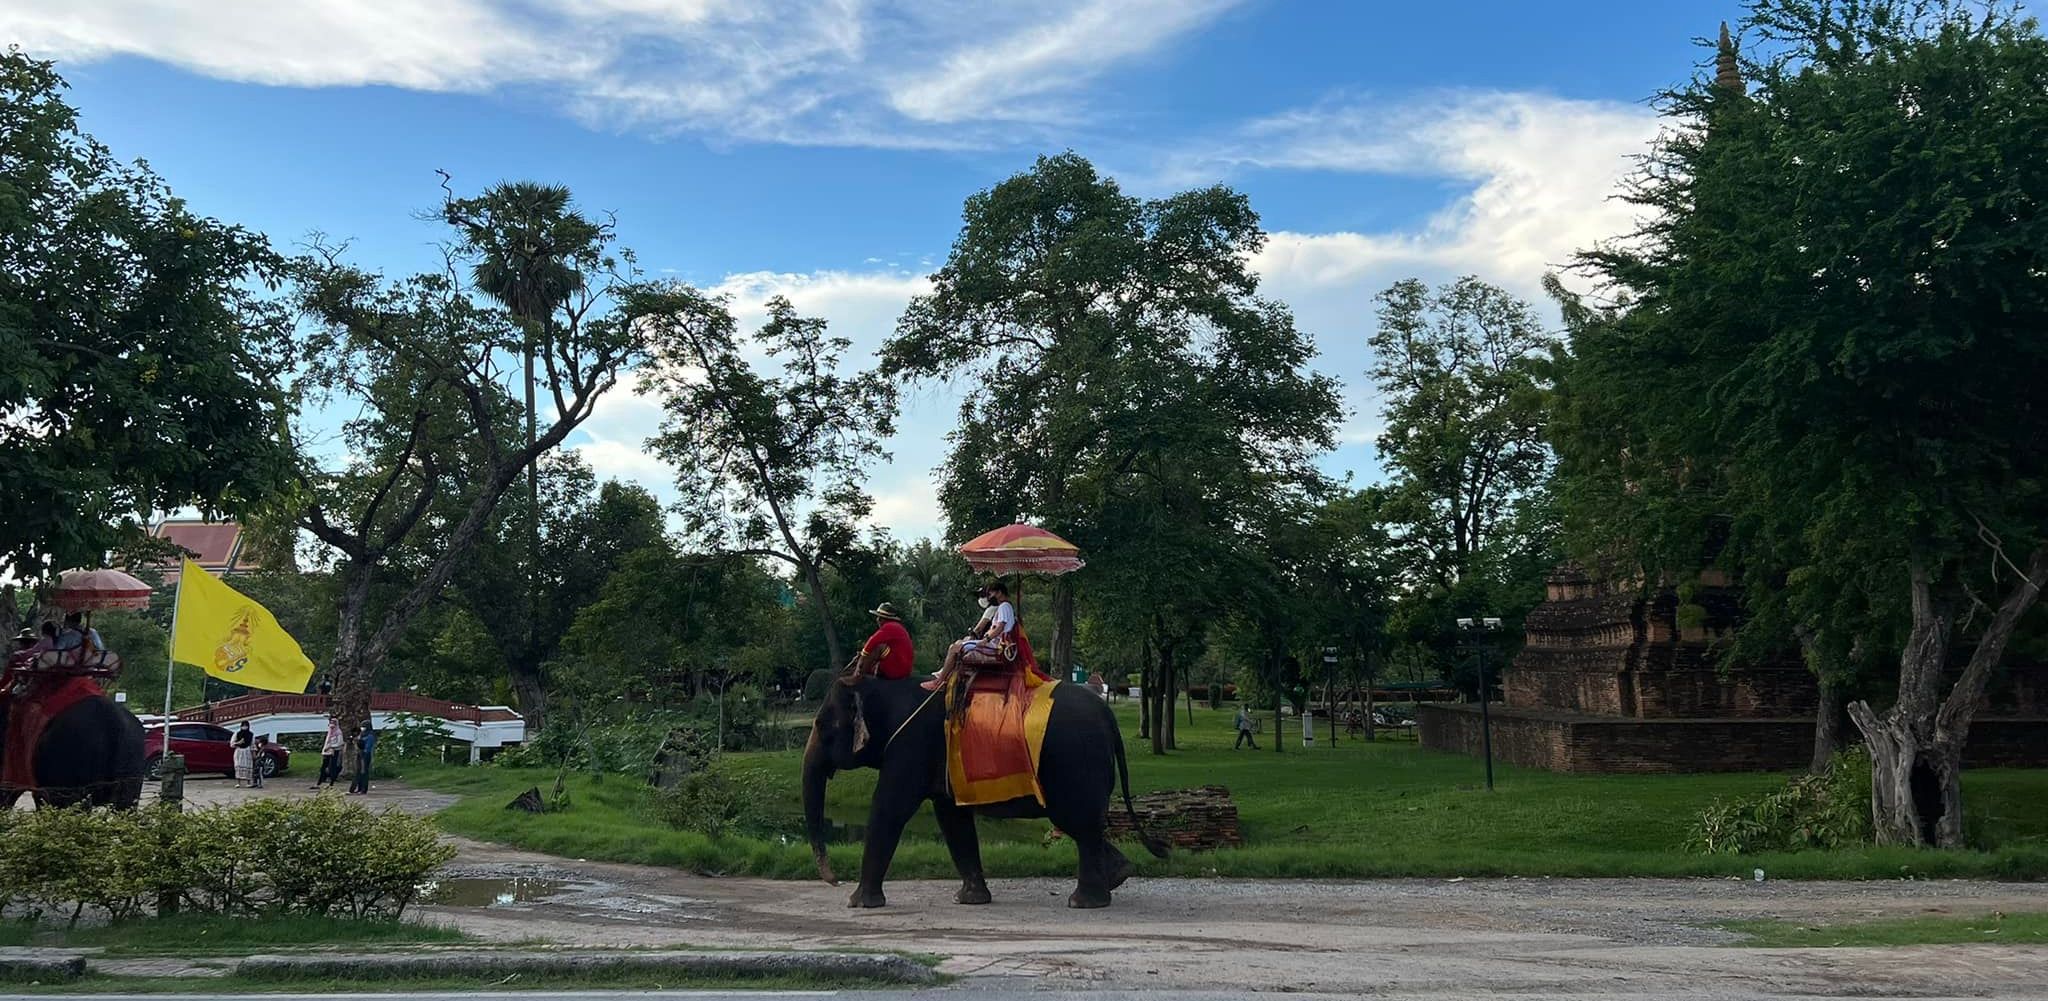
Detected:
left=849, top=692, right=872, bottom=755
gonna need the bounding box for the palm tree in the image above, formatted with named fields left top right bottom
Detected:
left=444, top=182, right=603, bottom=729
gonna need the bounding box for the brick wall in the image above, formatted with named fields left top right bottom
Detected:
left=1103, top=785, right=1244, bottom=852
left=1418, top=703, right=2048, bottom=773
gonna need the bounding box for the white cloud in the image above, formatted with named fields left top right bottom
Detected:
left=2, top=0, right=1232, bottom=149
left=1152, top=90, right=1659, bottom=486
left=867, top=473, right=944, bottom=542
left=887, top=0, right=1240, bottom=124
left=569, top=89, right=1656, bottom=529
left=1158, top=90, right=1659, bottom=297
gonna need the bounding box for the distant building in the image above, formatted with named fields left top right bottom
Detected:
left=149, top=519, right=261, bottom=587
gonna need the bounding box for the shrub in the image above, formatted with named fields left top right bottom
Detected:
left=1686, top=747, right=1874, bottom=854
left=650, top=761, right=785, bottom=839
left=0, top=799, right=453, bottom=924
left=378, top=711, right=452, bottom=762
left=802, top=669, right=835, bottom=702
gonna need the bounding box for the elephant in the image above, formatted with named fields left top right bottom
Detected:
left=802, top=673, right=1167, bottom=909
left=0, top=690, right=146, bottom=809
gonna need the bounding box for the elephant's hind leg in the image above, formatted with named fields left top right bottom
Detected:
left=1065, top=833, right=1117, bottom=909
left=932, top=799, right=991, bottom=904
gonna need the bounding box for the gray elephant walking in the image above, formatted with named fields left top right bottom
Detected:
left=803, top=675, right=1167, bottom=909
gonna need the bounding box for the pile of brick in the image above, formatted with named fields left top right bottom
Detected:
left=1105, top=784, right=1244, bottom=851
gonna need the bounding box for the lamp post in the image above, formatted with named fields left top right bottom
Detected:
left=1456, top=617, right=1502, bottom=792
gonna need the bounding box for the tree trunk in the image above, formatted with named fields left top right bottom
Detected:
left=1150, top=641, right=1170, bottom=756
left=1272, top=653, right=1284, bottom=755
left=510, top=659, right=549, bottom=734
left=328, top=564, right=377, bottom=740
left=1810, top=677, right=1842, bottom=773
left=1050, top=576, right=1076, bottom=681
left=799, top=559, right=845, bottom=670
left=1163, top=646, right=1178, bottom=751
left=0, top=586, right=17, bottom=649
left=1137, top=637, right=1152, bottom=741
left=1849, top=548, right=2048, bottom=848
left=1363, top=650, right=1378, bottom=741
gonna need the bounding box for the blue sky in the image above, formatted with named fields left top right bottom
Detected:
left=9, top=1, right=1742, bottom=542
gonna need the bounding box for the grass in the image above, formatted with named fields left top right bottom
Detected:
left=407, top=700, right=2048, bottom=881
left=0, top=914, right=470, bottom=956
left=7, top=971, right=906, bottom=994
left=1723, top=911, right=2048, bottom=947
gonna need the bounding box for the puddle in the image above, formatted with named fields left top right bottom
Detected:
left=421, top=876, right=571, bottom=908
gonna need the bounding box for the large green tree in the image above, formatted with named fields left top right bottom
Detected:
left=0, top=51, right=296, bottom=609
left=883, top=153, right=1340, bottom=691
left=1369, top=276, right=1556, bottom=593
left=288, top=183, right=649, bottom=735
left=1557, top=0, right=2048, bottom=846
left=448, top=456, right=666, bottom=728
left=640, top=294, right=898, bottom=671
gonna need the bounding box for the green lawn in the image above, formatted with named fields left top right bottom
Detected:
left=1724, top=911, right=2048, bottom=947
left=409, top=701, right=2048, bottom=880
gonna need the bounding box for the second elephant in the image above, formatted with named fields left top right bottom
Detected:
left=802, top=675, right=1166, bottom=909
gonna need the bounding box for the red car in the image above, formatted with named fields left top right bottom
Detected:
left=142, top=722, right=290, bottom=780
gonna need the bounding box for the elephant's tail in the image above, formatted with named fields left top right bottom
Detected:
left=1113, top=733, right=1170, bottom=860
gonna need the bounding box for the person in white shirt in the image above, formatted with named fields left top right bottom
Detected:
left=312, top=715, right=345, bottom=789
left=923, top=582, right=1018, bottom=691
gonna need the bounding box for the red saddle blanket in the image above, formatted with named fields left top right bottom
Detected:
left=1, top=676, right=104, bottom=792
left=945, top=674, right=1059, bottom=807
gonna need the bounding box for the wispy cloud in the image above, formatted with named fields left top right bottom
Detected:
left=3, top=0, right=1240, bottom=149
left=1115, top=89, right=1661, bottom=298
left=886, top=0, right=1240, bottom=124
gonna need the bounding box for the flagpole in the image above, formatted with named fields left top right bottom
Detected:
left=160, top=563, right=184, bottom=760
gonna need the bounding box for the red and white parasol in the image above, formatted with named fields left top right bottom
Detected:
left=51, top=568, right=155, bottom=611
left=957, top=523, right=1085, bottom=577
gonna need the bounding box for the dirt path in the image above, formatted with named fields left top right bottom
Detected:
left=188, top=778, right=2048, bottom=997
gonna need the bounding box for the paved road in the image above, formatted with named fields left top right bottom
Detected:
left=1, top=993, right=2031, bottom=1001
left=422, top=838, right=2048, bottom=997
left=161, top=780, right=2048, bottom=998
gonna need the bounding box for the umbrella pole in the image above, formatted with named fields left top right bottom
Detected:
left=160, top=580, right=183, bottom=760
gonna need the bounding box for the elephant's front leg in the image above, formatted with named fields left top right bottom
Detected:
left=849, top=765, right=925, bottom=908
left=931, top=798, right=990, bottom=904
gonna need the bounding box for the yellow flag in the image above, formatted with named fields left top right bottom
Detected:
left=171, top=558, right=316, bottom=693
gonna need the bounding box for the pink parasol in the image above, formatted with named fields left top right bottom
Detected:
left=51, top=568, right=155, bottom=611
left=957, top=523, right=1085, bottom=577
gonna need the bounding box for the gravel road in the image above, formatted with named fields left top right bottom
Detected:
left=172, top=777, right=2048, bottom=998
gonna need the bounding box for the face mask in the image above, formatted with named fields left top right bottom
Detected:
left=977, top=597, right=990, bottom=608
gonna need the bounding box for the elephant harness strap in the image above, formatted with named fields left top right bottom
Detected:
left=944, top=671, right=1059, bottom=807
left=0, top=676, right=103, bottom=793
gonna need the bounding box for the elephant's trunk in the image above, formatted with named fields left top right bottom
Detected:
left=801, top=727, right=838, bottom=885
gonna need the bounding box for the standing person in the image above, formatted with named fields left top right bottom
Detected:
left=231, top=721, right=255, bottom=786
left=316, top=675, right=333, bottom=699
left=312, top=715, right=344, bottom=789
left=349, top=724, right=377, bottom=795
left=249, top=733, right=268, bottom=789
left=853, top=603, right=916, bottom=680
left=1234, top=704, right=1259, bottom=750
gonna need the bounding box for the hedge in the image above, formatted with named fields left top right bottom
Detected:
left=0, top=798, right=453, bottom=926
